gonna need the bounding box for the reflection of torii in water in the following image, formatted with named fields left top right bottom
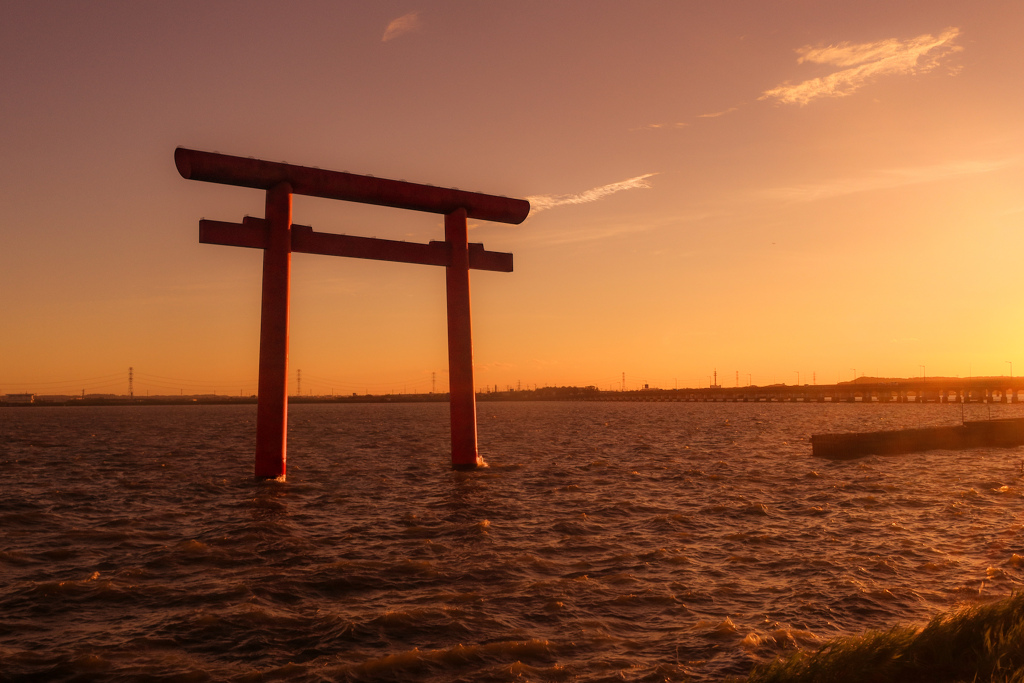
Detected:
left=175, top=148, right=530, bottom=479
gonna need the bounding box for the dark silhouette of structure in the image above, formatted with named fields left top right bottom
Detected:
left=175, top=148, right=529, bottom=478
left=538, top=378, right=1023, bottom=404
left=813, top=417, right=1024, bottom=459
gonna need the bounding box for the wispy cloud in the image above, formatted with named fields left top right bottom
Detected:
left=527, top=173, right=658, bottom=213
left=761, top=28, right=961, bottom=105
left=631, top=110, right=735, bottom=131
left=759, top=158, right=1016, bottom=203
left=382, top=12, right=421, bottom=42
left=697, top=107, right=739, bottom=118
left=631, top=122, right=688, bottom=131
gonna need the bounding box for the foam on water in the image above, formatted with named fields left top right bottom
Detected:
left=2, top=401, right=1024, bottom=681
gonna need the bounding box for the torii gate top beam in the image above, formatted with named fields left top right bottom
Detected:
left=174, top=147, right=530, bottom=225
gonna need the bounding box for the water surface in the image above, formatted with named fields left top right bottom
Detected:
left=3, top=401, right=1024, bottom=681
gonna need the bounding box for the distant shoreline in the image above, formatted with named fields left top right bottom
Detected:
left=4, top=377, right=1023, bottom=407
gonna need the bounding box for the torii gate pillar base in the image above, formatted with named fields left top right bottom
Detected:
left=445, top=208, right=483, bottom=469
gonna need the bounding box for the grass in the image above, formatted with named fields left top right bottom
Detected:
left=742, top=592, right=1024, bottom=683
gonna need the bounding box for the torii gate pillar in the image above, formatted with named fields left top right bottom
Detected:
left=445, top=208, right=481, bottom=468
left=255, top=183, right=292, bottom=479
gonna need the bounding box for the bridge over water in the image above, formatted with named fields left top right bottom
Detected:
left=561, top=378, right=1024, bottom=403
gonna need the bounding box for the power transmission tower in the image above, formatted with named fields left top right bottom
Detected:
left=432, top=371, right=436, bottom=394
left=128, top=367, right=133, bottom=399
left=297, top=369, right=301, bottom=397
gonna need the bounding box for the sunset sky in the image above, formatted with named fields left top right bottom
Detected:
left=2, top=1, right=1023, bottom=396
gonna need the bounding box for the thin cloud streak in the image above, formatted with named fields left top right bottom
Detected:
left=382, top=12, right=421, bottom=42
left=635, top=110, right=736, bottom=131
left=761, top=28, right=961, bottom=105
left=527, top=173, right=658, bottom=213
left=631, top=122, right=688, bottom=131
left=759, top=158, right=1016, bottom=204
left=697, top=107, right=739, bottom=118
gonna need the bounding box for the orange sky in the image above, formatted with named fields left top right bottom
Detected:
left=2, top=1, right=1023, bottom=395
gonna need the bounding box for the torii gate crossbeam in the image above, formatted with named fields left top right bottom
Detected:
left=175, top=148, right=529, bottom=479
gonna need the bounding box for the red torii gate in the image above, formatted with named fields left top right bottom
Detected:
left=175, top=148, right=530, bottom=478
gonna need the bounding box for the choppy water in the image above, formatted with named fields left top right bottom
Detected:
left=3, top=401, right=1024, bottom=682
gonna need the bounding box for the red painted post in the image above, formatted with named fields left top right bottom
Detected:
left=254, top=183, right=293, bottom=479
left=445, top=208, right=482, bottom=468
